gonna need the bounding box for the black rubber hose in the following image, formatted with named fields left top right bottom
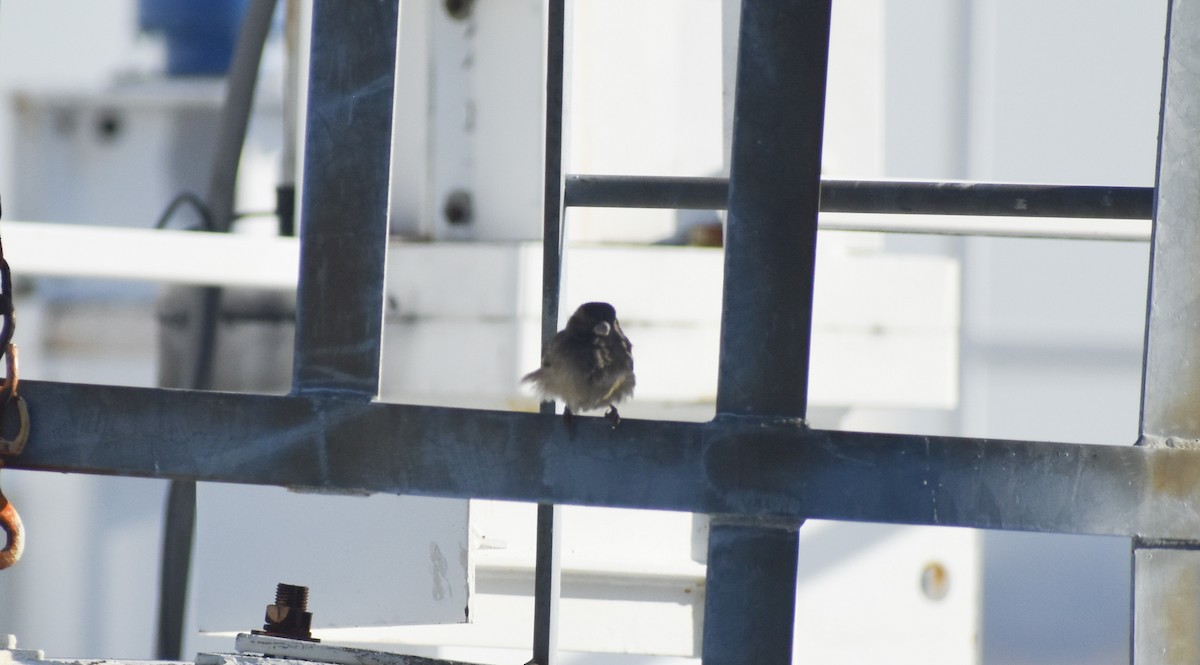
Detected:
left=156, top=0, right=279, bottom=659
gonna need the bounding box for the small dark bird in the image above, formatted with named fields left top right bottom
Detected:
left=523, top=302, right=635, bottom=427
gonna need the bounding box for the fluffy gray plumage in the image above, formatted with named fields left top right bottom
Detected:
left=523, top=302, right=635, bottom=425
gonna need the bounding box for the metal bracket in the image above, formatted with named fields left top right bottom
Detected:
left=195, top=633, right=481, bottom=665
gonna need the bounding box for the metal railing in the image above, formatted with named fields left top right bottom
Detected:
left=6, top=0, right=1198, bottom=664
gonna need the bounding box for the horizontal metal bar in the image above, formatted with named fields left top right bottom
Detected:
left=822, top=180, right=1152, bottom=219
left=564, top=174, right=1154, bottom=219
left=8, top=380, right=1200, bottom=540
left=817, top=212, right=1150, bottom=241
left=565, top=175, right=729, bottom=210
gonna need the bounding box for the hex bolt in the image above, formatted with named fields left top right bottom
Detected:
left=251, top=583, right=319, bottom=642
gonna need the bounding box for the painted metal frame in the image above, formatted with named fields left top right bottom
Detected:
left=532, top=0, right=569, bottom=662
left=10, top=381, right=1197, bottom=540
left=3, top=0, right=1196, bottom=663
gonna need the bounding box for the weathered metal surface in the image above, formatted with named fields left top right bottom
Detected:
left=1140, top=0, right=1200, bottom=447
left=1134, top=0, right=1200, bottom=662
left=1133, top=545, right=1200, bottom=665
left=702, top=520, right=802, bottom=664
left=708, top=0, right=834, bottom=660
left=715, top=0, right=830, bottom=419
left=8, top=373, right=1187, bottom=537
left=291, top=0, right=399, bottom=397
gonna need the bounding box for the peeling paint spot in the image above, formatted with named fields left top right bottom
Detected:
left=431, top=542, right=449, bottom=601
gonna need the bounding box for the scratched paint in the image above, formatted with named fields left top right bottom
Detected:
left=430, top=542, right=450, bottom=601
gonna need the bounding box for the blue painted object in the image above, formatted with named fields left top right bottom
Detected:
left=139, top=0, right=250, bottom=75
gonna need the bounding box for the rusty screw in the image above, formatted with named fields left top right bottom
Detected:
left=252, top=583, right=318, bottom=642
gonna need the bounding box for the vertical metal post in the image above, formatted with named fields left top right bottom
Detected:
left=705, top=0, right=831, bottom=663
left=703, top=523, right=801, bottom=663
left=1132, top=544, right=1200, bottom=664
left=532, top=1, right=568, bottom=663
left=715, top=0, right=830, bottom=418
left=292, top=0, right=400, bottom=397
left=1135, top=1, right=1200, bottom=663
left=1139, top=0, right=1200, bottom=446
left=531, top=505, right=562, bottom=665
left=539, top=5, right=567, bottom=346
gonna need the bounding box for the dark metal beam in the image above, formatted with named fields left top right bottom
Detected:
left=708, top=0, right=832, bottom=660
left=292, top=0, right=399, bottom=397
left=564, top=174, right=1154, bottom=219
left=819, top=180, right=1151, bottom=219
left=716, top=0, right=828, bottom=419
left=533, top=0, right=570, bottom=661
left=702, top=521, right=801, bottom=665
left=565, top=175, right=728, bottom=211
left=9, top=380, right=1184, bottom=536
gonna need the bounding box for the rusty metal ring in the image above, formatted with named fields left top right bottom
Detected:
left=0, top=485, right=23, bottom=570
left=0, top=396, right=29, bottom=458
left=0, top=344, right=19, bottom=405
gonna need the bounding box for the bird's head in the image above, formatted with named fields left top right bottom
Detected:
left=569, top=301, right=619, bottom=337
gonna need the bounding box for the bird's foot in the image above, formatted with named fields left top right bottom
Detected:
left=604, top=406, right=621, bottom=428
left=562, top=407, right=577, bottom=436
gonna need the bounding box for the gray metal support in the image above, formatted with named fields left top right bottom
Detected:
left=531, top=505, right=561, bottom=665
left=292, top=0, right=399, bottom=397
left=702, top=522, right=802, bottom=664
left=1135, top=0, right=1200, bottom=662
left=532, top=1, right=569, bottom=662
left=1132, top=545, right=1200, bottom=665
left=1140, top=0, right=1200, bottom=445
left=16, top=379, right=1200, bottom=539
left=538, top=0, right=568, bottom=328
left=704, top=0, right=832, bottom=663
left=715, top=0, right=830, bottom=418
